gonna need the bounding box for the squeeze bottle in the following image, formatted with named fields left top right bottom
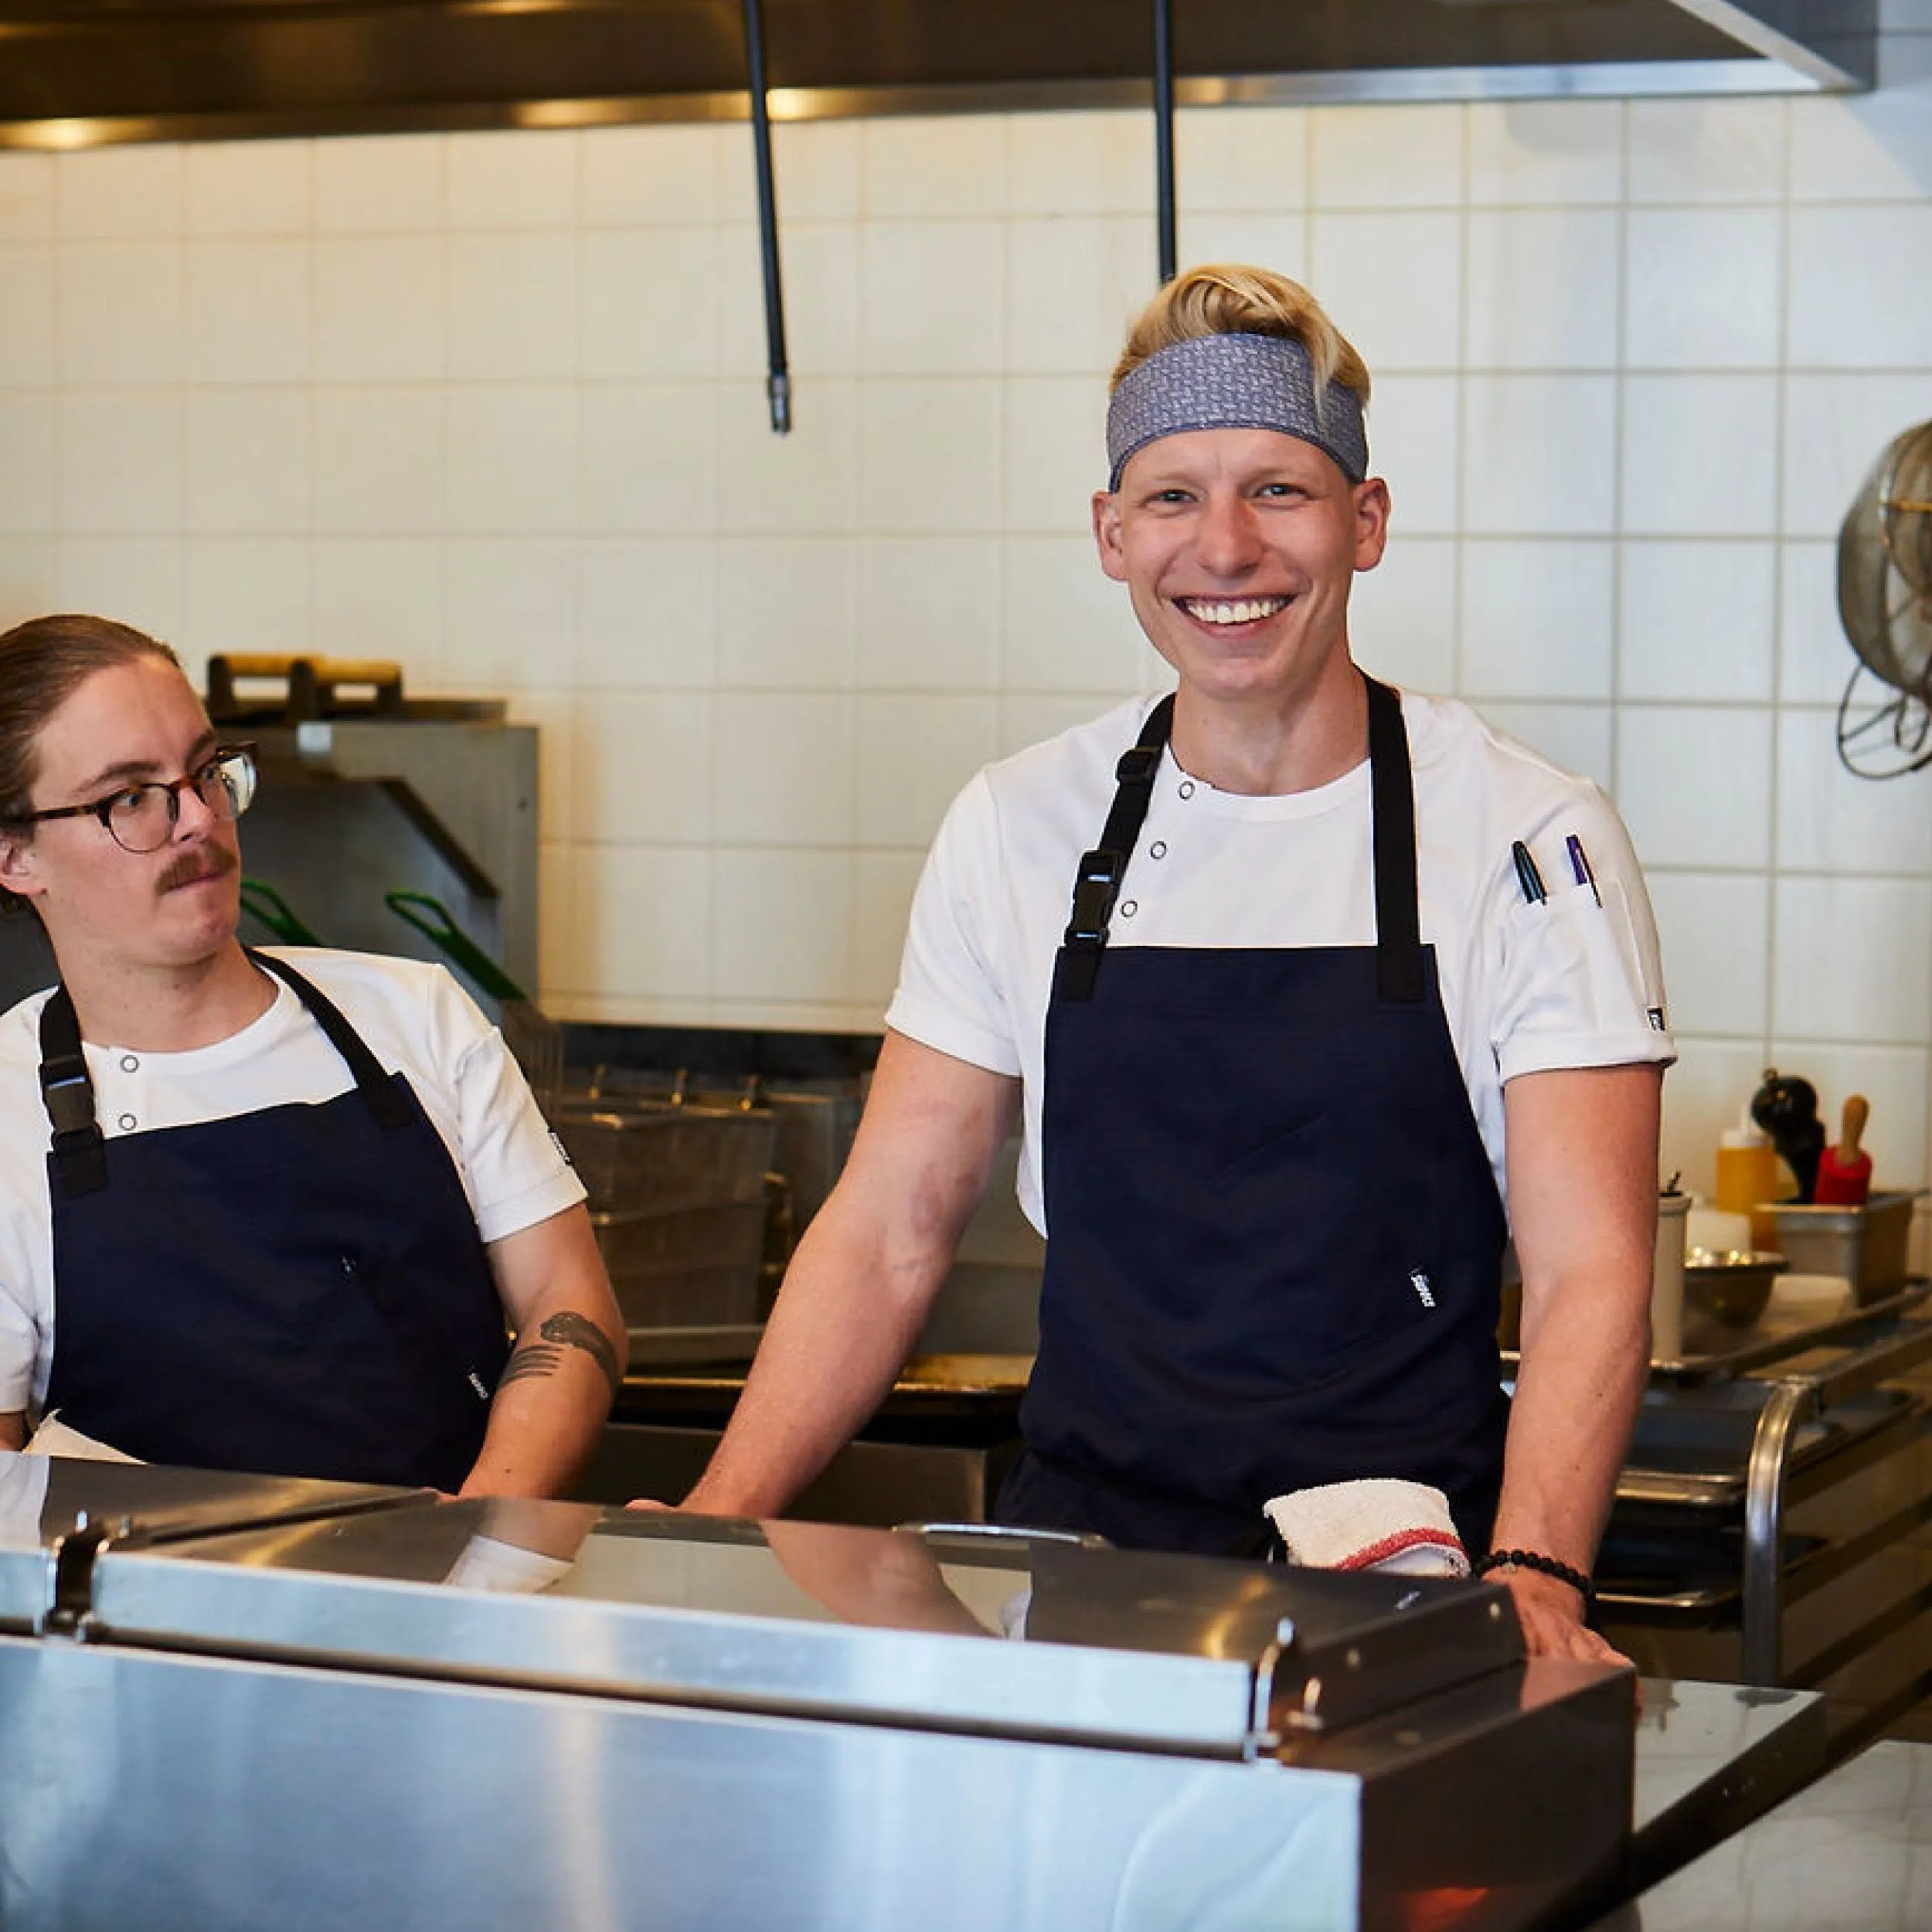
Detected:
left=1715, top=1107, right=1781, bottom=1251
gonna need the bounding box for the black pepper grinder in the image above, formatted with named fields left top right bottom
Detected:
left=1750, top=1068, right=1827, bottom=1205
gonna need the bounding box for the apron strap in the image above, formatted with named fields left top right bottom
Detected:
left=1057, top=678, right=1427, bottom=1005
left=1059, top=694, right=1175, bottom=1004
left=249, top=950, right=414, bottom=1129
left=38, top=988, right=107, bottom=1200
left=38, top=950, right=416, bottom=1200
left=1365, top=677, right=1426, bottom=1005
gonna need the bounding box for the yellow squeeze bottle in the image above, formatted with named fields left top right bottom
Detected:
left=1715, top=1108, right=1781, bottom=1252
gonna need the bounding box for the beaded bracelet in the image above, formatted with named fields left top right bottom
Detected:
left=1474, top=1547, right=1596, bottom=1612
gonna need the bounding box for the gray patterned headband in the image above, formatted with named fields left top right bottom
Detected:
left=1105, top=332, right=1369, bottom=492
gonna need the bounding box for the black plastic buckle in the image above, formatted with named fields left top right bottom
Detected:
left=1115, top=743, right=1161, bottom=787
left=40, top=1064, right=96, bottom=1138
left=1063, top=848, right=1123, bottom=947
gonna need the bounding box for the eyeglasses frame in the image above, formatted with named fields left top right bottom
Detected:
left=13, top=742, right=260, bottom=854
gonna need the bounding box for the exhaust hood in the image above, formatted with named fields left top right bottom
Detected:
left=0, top=1, right=1876, bottom=150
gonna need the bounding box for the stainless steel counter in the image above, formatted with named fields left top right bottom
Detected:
left=1590, top=1737, right=1932, bottom=1931
left=0, top=1454, right=1645, bottom=1932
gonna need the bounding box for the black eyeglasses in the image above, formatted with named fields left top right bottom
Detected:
left=19, top=744, right=259, bottom=855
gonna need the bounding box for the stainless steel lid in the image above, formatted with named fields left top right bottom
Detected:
left=0, top=1451, right=415, bottom=1633
left=83, top=1502, right=1523, bottom=1757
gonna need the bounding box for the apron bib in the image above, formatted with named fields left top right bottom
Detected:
left=998, top=679, right=1509, bottom=1556
left=39, top=951, right=509, bottom=1490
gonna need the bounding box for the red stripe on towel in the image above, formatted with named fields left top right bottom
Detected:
left=1334, top=1526, right=1468, bottom=1572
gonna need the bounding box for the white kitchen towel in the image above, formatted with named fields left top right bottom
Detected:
left=23, top=1413, right=141, bottom=1462
left=1264, top=1478, right=1469, bottom=1577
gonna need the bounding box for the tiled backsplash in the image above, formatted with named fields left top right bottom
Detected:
left=4, top=25, right=1932, bottom=1206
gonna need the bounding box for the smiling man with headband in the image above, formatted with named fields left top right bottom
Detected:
left=657, top=265, right=1672, bottom=1668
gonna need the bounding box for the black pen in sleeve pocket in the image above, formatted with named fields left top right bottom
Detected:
left=1511, top=840, right=1546, bottom=905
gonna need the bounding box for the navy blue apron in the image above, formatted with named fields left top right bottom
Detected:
left=39, top=951, right=509, bottom=1490
left=997, top=677, right=1509, bottom=1558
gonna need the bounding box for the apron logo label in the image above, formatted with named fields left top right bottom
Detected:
left=1646, top=1005, right=1668, bottom=1032
left=1409, top=1270, right=1437, bottom=1309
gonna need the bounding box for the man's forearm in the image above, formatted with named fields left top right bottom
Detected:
left=459, top=1304, right=626, bottom=1499
left=1492, top=1265, right=1650, bottom=1573
left=682, top=1202, right=947, bottom=1519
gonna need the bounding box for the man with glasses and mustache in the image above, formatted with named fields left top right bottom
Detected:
left=0, top=613, right=625, bottom=1495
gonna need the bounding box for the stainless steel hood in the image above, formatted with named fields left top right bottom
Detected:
left=0, top=1, right=1876, bottom=150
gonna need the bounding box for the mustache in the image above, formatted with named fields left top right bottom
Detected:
left=155, top=845, right=237, bottom=894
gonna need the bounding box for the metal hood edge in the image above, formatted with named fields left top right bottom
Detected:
left=0, top=0, right=1876, bottom=151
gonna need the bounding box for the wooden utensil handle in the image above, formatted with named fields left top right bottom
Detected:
left=216, top=654, right=402, bottom=688
left=1838, top=1094, right=1869, bottom=1162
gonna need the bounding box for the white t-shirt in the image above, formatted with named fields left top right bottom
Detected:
left=886, top=689, right=1675, bottom=1236
left=0, top=947, right=585, bottom=1416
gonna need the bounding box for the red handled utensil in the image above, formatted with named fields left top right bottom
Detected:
left=1813, top=1094, right=1872, bottom=1206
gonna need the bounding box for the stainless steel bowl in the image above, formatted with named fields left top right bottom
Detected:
left=1683, top=1248, right=1788, bottom=1328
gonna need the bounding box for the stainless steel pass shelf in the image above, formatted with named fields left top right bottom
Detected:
left=0, top=1457, right=1638, bottom=1932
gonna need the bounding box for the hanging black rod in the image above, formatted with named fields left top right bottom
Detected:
left=743, top=0, right=791, bottom=434
left=1153, top=0, right=1176, bottom=285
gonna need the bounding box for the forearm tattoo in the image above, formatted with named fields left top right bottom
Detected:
left=498, top=1311, right=623, bottom=1400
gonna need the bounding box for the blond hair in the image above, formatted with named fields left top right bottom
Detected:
left=1111, top=264, right=1372, bottom=405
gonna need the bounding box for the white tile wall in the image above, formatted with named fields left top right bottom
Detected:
left=0, top=154, right=56, bottom=240
left=0, top=395, right=55, bottom=533
left=0, top=248, right=54, bottom=386
left=57, top=391, right=180, bottom=532
left=1467, top=100, right=1623, bottom=206
left=1309, top=211, right=1464, bottom=372
left=9, top=77, right=1932, bottom=1206
left=1773, top=876, right=1932, bottom=1044
left=185, top=240, right=312, bottom=384
left=575, top=537, right=713, bottom=690
left=1310, top=105, right=1464, bottom=209
left=1461, top=539, right=1616, bottom=700
left=185, top=536, right=312, bottom=655
left=1617, top=542, right=1777, bottom=702
left=1620, top=376, right=1781, bottom=537
left=1626, top=99, right=1786, bottom=205
left=1615, top=705, right=1776, bottom=869
left=1463, top=375, right=1617, bottom=535
left=185, top=389, right=311, bottom=532
left=1463, top=209, right=1621, bottom=372
left=185, top=141, right=311, bottom=236
left=856, top=536, right=1002, bottom=690
left=1350, top=536, right=1458, bottom=695
left=1624, top=209, right=1783, bottom=369
left=59, top=242, right=183, bottom=384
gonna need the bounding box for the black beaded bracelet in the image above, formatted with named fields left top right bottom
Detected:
left=1475, top=1548, right=1596, bottom=1612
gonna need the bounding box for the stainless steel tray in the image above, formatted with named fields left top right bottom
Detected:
left=81, top=1502, right=1526, bottom=1756
left=1504, top=1281, right=1930, bottom=1386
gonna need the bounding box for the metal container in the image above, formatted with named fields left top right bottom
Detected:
left=1768, top=1189, right=1917, bottom=1302
left=554, top=1103, right=777, bottom=1215
left=1682, top=1250, right=1787, bottom=1328
left=589, top=1202, right=768, bottom=1328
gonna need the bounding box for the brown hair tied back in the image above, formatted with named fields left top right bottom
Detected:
left=0, top=614, right=180, bottom=832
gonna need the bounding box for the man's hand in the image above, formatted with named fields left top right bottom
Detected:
left=1495, top=1564, right=1630, bottom=1668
